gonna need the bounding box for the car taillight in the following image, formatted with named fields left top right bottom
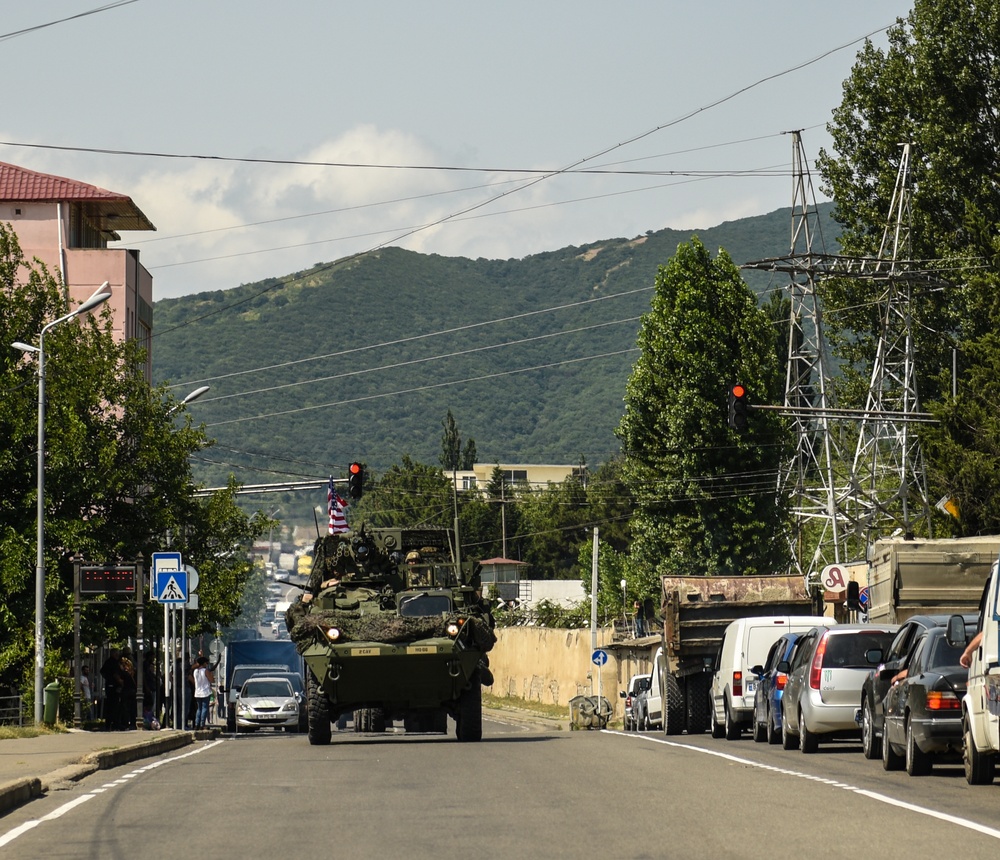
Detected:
left=775, top=673, right=787, bottom=691
left=926, top=691, right=961, bottom=711
left=810, top=632, right=829, bottom=690
left=626, top=695, right=633, bottom=707
left=733, top=671, right=742, bottom=697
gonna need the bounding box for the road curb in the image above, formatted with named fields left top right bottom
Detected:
left=0, top=729, right=216, bottom=818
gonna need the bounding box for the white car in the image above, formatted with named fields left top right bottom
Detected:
left=235, top=676, right=300, bottom=732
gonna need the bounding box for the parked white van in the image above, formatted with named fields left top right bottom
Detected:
left=710, top=615, right=836, bottom=740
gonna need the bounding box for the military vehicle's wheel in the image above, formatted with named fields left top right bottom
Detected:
left=353, top=709, right=364, bottom=732
left=307, top=672, right=331, bottom=746
left=432, top=709, right=448, bottom=733
left=456, top=671, right=483, bottom=742
left=370, top=708, right=387, bottom=733
left=663, top=672, right=685, bottom=736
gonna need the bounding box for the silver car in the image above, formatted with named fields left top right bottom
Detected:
left=235, top=676, right=300, bottom=732
left=780, top=624, right=897, bottom=753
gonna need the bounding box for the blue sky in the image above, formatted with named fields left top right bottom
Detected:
left=2, top=1, right=911, bottom=299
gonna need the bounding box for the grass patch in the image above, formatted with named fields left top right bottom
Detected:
left=482, top=692, right=571, bottom=721
left=0, top=723, right=67, bottom=740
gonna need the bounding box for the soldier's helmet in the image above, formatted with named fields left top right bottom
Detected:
left=406, top=551, right=421, bottom=564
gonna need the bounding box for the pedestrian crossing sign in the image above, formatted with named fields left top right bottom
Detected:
left=152, top=551, right=187, bottom=604
left=156, top=572, right=188, bottom=603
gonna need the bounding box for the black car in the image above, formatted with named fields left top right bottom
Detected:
left=880, top=626, right=969, bottom=775
left=859, top=614, right=976, bottom=760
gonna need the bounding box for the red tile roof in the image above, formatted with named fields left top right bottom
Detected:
left=0, top=161, right=155, bottom=232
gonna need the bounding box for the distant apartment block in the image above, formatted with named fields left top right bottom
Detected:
left=452, top=463, right=586, bottom=492
left=0, top=161, right=156, bottom=379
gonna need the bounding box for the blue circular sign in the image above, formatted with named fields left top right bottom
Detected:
left=592, top=649, right=608, bottom=666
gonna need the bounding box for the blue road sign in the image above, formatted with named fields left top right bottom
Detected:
left=592, top=649, right=608, bottom=666
left=152, top=551, right=186, bottom=604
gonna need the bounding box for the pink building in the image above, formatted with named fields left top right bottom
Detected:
left=0, top=161, right=156, bottom=380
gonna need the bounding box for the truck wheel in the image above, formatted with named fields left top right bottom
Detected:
left=685, top=674, right=711, bottom=735
left=353, top=709, right=365, bottom=732
left=905, top=718, right=931, bottom=776
left=370, top=708, right=387, bottom=733
left=456, top=671, right=483, bottom=742
left=861, top=697, right=881, bottom=760
left=964, top=714, right=996, bottom=785
left=663, top=673, right=685, bottom=736
left=724, top=696, right=741, bottom=741
left=307, top=672, right=331, bottom=746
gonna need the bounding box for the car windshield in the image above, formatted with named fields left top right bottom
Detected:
left=822, top=631, right=894, bottom=668
left=243, top=680, right=292, bottom=698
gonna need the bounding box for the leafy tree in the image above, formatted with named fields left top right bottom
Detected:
left=354, top=455, right=454, bottom=529
left=616, top=238, right=790, bottom=579
left=439, top=410, right=476, bottom=471
left=0, top=224, right=265, bottom=694
left=817, top=1, right=1000, bottom=532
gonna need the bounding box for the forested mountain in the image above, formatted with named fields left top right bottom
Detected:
left=151, top=204, right=837, bottom=493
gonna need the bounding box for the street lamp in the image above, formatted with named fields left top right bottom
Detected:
left=167, top=385, right=210, bottom=416
left=13, top=282, right=112, bottom=723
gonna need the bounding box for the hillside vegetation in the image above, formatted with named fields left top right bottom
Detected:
left=152, top=204, right=837, bottom=492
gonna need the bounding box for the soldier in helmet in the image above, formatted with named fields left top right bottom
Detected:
left=406, top=550, right=429, bottom=586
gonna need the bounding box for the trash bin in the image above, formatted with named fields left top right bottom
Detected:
left=42, top=681, right=59, bottom=725
left=568, top=695, right=612, bottom=730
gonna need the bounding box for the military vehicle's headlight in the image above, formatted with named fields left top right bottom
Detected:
left=325, top=627, right=341, bottom=641
left=446, top=618, right=466, bottom=637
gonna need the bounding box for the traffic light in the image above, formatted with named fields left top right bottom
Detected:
left=347, top=462, right=363, bottom=500
left=727, top=384, right=749, bottom=432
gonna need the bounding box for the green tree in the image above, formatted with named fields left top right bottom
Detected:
left=0, top=224, right=265, bottom=693
left=439, top=410, right=476, bottom=471
left=817, top=1, right=1000, bottom=532
left=616, top=238, right=790, bottom=579
left=354, top=455, right=454, bottom=529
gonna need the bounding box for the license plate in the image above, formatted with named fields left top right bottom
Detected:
left=746, top=682, right=756, bottom=694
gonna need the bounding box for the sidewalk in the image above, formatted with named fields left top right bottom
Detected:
left=0, top=727, right=210, bottom=817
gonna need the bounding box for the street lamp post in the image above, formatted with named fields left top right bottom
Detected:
left=168, top=384, right=210, bottom=416
left=13, top=283, right=112, bottom=723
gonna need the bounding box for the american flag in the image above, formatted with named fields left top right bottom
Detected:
left=328, top=477, right=349, bottom=535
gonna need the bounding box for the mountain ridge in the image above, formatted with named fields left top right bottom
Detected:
left=152, top=203, right=837, bottom=490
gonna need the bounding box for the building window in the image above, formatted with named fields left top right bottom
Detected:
left=504, top=469, right=528, bottom=485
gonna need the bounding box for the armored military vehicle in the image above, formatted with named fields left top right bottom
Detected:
left=287, top=524, right=495, bottom=743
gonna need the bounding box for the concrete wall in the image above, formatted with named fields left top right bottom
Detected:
left=489, top=627, right=656, bottom=719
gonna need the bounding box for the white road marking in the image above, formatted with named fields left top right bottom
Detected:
left=609, top=730, right=1000, bottom=840
left=0, top=740, right=225, bottom=848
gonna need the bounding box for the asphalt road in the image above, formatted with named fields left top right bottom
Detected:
left=3, top=717, right=1000, bottom=860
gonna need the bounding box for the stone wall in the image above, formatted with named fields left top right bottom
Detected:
left=488, top=627, right=657, bottom=719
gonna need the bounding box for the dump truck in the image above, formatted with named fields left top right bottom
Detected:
left=646, top=574, right=812, bottom=735
left=287, top=523, right=495, bottom=743
left=865, top=535, right=1000, bottom=625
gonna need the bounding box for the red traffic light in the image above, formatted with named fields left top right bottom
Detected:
left=728, top=384, right=749, bottom=432
left=347, top=462, right=363, bottom=499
